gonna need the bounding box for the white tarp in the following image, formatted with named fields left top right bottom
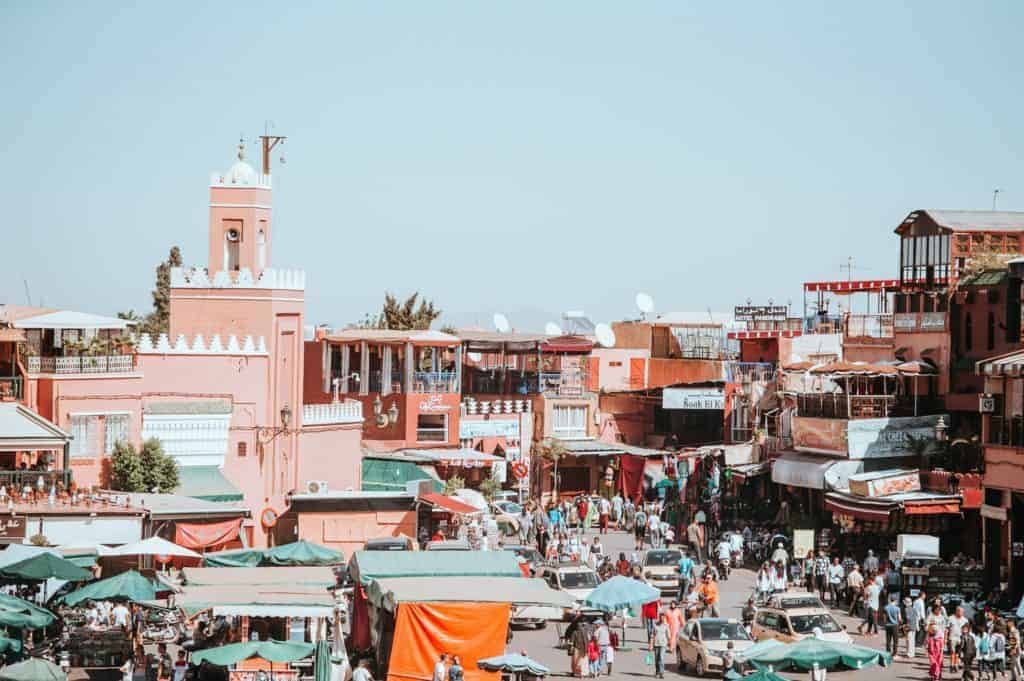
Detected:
left=36, top=516, right=142, bottom=546
left=771, top=452, right=866, bottom=491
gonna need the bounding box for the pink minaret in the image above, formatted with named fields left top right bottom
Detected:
left=207, top=139, right=272, bottom=277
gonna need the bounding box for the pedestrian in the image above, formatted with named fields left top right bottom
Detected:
left=961, top=622, right=978, bottom=681
left=598, top=496, right=611, bottom=535
left=927, top=602, right=948, bottom=681
left=883, top=562, right=902, bottom=606
left=915, top=592, right=929, bottom=648
left=587, top=635, right=601, bottom=677
left=827, top=557, right=843, bottom=606
left=906, top=596, right=922, bottom=659
left=883, top=595, right=902, bottom=656
left=699, top=573, right=720, bottom=618
left=803, top=550, right=815, bottom=593
left=814, top=551, right=829, bottom=602
left=990, top=624, right=1007, bottom=681
left=595, top=618, right=612, bottom=676
left=677, top=549, right=695, bottom=601
left=447, top=656, right=464, bottom=681
left=642, top=596, right=660, bottom=641
left=566, top=613, right=589, bottom=678
left=950, top=606, right=971, bottom=672
left=1006, top=620, right=1021, bottom=681
left=863, top=549, right=879, bottom=575
left=770, top=561, right=788, bottom=595
left=612, top=493, right=624, bottom=530
left=841, top=553, right=857, bottom=605
left=647, top=506, right=662, bottom=549
left=634, top=506, right=648, bottom=551
left=433, top=653, right=449, bottom=681
left=756, top=563, right=773, bottom=603
left=858, top=576, right=880, bottom=636
left=721, top=641, right=736, bottom=680
left=156, top=643, right=172, bottom=681
left=649, top=613, right=671, bottom=679
left=687, top=518, right=704, bottom=563
left=353, top=658, right=374, bottom=681
left=846, top=565, right=864, bottom=616
left=665, top=602, right=684, bottom=655
left=684, top=583, right=702, bottom=620
left=616, top=552, right=631, bottom=577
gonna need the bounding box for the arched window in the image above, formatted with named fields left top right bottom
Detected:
left=257, top=229, right=266, bottom=269
left=987, top=311, right=996, bottom=351
left=964, top=313, right=973, bottom=352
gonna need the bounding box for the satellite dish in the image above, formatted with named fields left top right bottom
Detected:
left=595, top=323, right=616, bottom=348
left=467, top=351, right=482, bottom=363
left=493, top=313, right=511, bottom=333
left=544, top=322, right=562, bottom=336
left=636, top=292, right=655, bottom=315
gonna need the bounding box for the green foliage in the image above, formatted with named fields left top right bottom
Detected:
left=478, top=471, right=502, bottom=502
left=28, top=534, right=48, bottom=547
left=141, top=246, right=183, bottom=336
left=360, top=292, right=442, bottom=330
left=109, top=438, right=180, bottom=493
left=442, top=475, right=465, bottom=496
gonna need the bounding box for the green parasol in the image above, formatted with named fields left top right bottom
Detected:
left=745, top=637, right=892, bottom=671
left=313, top=640, right=331, bottom=681
left=0, top=553, right=93, bottom=582
left=191, top=640, right=315, bottom=666
left=0, top=638, right=21, bottom=655
left=582, top=575, right=661, bottom=612
left=477, top=654, right=551, bottom=675
left=204, top=540, right=343, bottom=568
left=0, top=657, right=66, bottom=681
left=57, top=570, right=156, bottom=606
left=0, top=594, right=55, bottom=630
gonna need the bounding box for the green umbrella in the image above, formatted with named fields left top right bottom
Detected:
left=205, top=540, right=344, bottom=568
left=731, top=669, right=787, bottom=681
left=0, top=638, right=21, bottom=655
left=0, top=594, right=55, bottom=630
left=0, top=657, right=66, bottom=681
left=57, top=570, right=156, bottom=606
left=745, top=637, right=892, bottom=671
left=0, top=553, right=93, bottom=582
left=313, top=640, right=331, bottom=681
left=191, top=640, right=315, bottom=666
left=477, top=654, right=551, bottom=675
left=582, top=576, right=661, bottom=612
left=735, top=638, right=784, bottom=662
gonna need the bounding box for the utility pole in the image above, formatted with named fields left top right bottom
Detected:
left=840, top=256, right=856, bottom=281
left=258, top=121, right=287, bottom=176
left=993, top=188, right=1001, bottom=210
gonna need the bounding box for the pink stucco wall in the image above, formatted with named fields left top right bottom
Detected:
left=297, top=425, right=363, bottom=492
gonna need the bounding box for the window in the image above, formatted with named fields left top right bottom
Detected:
left=70, top=415, right=100, bottom=458
left=237, top=442, right=248, bottom=457
left=608, top=361, right=623, bottom=368
left=965, top=313, right=973, bottom=351
left=103, top=414, right=129, bottom=453
left=551, top=405, right=587, bottom=439
left=416, top=414, right=447, bottom=442
left=987, top=312, right=996, bottom=351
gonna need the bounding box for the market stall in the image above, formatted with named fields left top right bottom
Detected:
left=202, top=540, right=343, bottom=568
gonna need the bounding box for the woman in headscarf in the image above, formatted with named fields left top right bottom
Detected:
left=664, top=601, right=685, bottom=655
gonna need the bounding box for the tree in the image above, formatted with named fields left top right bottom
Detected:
left=109, top=438, right=180, bottom=493
left=142, top=246, right=183, bottom=336
left=443, top=475, right=466, bottom=496
left=478, top=471, right=502, bottom=502
left=537, top=440, right=568, bottom=498
left=361, top=292, right=442, bottom=330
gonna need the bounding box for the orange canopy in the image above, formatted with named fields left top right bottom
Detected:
left=388, top=602, right=509, bottom=681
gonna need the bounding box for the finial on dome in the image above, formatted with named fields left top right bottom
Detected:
left=237, top=137, right=246, bottom=161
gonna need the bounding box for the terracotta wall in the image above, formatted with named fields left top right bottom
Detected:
left=983, top=445, right=1024, bottom=493
left=590, top=348, right=650, bottom=392
left=297, top=424, right=364, bottom=492
left=646, top=358, right=725, bottom=389
left=294, top=509, right=417, bottom=557
left=597, top=393, right=653, bottom=446
left=610, top=322, right=651, bottom=350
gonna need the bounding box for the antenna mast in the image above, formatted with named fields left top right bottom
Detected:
left=993, top=188, right=1001, bottom=210
left=258, top=121, right=287, bottom=177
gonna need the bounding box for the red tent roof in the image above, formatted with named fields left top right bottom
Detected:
left=417, top=493, right=481, bottom=515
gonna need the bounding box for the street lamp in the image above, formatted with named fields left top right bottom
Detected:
left=934, top=416, right=948, bottom=442
left=259, top=404, right=293, bottom=443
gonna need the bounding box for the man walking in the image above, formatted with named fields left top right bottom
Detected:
left=884, top=596, right=903, bottom=656
left=846, top=565, right=864, bottom=617
left=677, top=549, right=695, bottom=602
left=905, top=597, right=922, bottom=659
left=828, top=557, right=844, bottom=606
left=813, top=551, right=830, bottom=603
left=433, top=654, right=449, bottom=681
left=687, top=518, right=704, bottom=563
left=859, top=577, right=880, bottom=636
left=650, top=613, right=671, bottom=679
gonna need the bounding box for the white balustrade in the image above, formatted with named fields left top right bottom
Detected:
left=27, top=355, right=135, bottom=375
left=303, top=401, right=364, bottom=425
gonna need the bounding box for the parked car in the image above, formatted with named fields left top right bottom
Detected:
left=493, top=500, right=524, bottom=516
left=363, top=536, right=414, bottom=551
left=514, top=563, right=601, bottom=623
left=676, top=618, right=753, bottom=677
left=752, top=599, right=850, bottom=644
left=642, top=548, right=683, bottom=596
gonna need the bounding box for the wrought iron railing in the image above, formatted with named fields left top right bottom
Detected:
left=987, top=416, right=1024, bottom=448
left=796, top=393, right=895, bottom=419
left=303, top=401, right=364, bottom=425
left=411, top=372, right=459, bottom=393
left=725, top=362, right=775, bottom=383
left=27, top=355, right=135, bottom=374
left=0, top=470, right=72, bottom=491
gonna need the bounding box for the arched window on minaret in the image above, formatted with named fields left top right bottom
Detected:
left=224, top=220, right=242, bottom=271
left=258, top=229, right=266, bottom=269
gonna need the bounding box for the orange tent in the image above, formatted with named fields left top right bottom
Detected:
left=387, top=602, right=509, bottom=681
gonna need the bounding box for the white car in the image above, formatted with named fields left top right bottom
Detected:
left=641, top=549, right=683, bottom=596
left=513, top=563, right=601, bottom=623
left=677, top=618, right=754, bottom=677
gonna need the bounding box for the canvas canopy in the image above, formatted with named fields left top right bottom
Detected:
left=388, top=602, right=507, bottom=681
left=477, top=654, right=550, bottom=675
left=745, top=637, right=892, bottom=671
left=182, top=566, right=337, bottom=588
left=0, top=553, right=93, bottom=581
left=58, top=570, right=156, bottom=606
left=203, top=540, right=343, bottom=568
left=107, top=536, right=201, bottom=559
left=191, top=640, right=314, bottom=666
left=366, top=576, right=574, bottom=613
left=349, top=549, right=521, bottom=585
left=0, top=594, right=55, bottom=629
left=0, top=657, right=66, bottom=681
left=175, top=585, right=335, bottom=618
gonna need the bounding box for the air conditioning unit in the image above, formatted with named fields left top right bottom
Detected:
left=305, top=480, right=330, bottom=495
left=979, top=395, right=996, bottom=413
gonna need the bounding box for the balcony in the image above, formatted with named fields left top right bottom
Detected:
left=465, top=370, right=588, bottom=397
left=410, top=372, right=458, bottom=394
left=844, top=314, right=894, bottom=340
left=725, top=362, right=775, bottom=384
left=0, top=470, right=72, bottom=491
left=796, top=393, right=895, bottom=419
left=27, top=355, right=135, bottom=375
left=987, top=415, right=1024, bottom=448
left=303, top=401, right=364, bottom=425
left=0, top=376, right=22, bottom=400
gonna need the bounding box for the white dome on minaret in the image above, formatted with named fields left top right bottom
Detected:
left=225, top=139, right=257, bottom=185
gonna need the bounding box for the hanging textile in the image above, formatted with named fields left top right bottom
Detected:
left=174, top=518, right=243, bottom=550
left=387, top=602, right=507, bottom=681
left=618, top=455, right=646, bottom=502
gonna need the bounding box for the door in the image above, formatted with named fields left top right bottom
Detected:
left=629, top=358, right=646, bottom=390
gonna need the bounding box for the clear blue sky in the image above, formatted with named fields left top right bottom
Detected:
left=2, top=2, right=1022, bottom=330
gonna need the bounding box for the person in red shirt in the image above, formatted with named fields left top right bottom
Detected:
left=587, top=635, right=601, bottom=677
left=616, top=552, right=632, bottom=577
left=577, top=497, right=589, bottom=536
left=642, top=598, right=661, bottom=641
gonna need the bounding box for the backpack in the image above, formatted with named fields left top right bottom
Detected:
left=991, top=634, right=1005, bottom=655
left=979, top=635, right=990, bottom=655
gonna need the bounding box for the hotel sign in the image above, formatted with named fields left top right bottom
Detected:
left=459, top=419, right=521, bottom=439
left=734, top=305, right=788, bottom=322
left=793, top=414, right=945, bottom=459
left=663, top=387, right=725, bottom=410
left=0, top=516, right=26, bottom=540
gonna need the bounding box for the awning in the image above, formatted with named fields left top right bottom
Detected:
left=361, top=458, right=441, bottom=493
left=365, top=576, right=576, bottom=613
left=538, top=335, right=593, bottom=353
left=174, top=518, right=244, bottom=550
left=182, top=567, right=337, bottom=588
left=825, top=491, right=962, bottom=521
left=175, top=466, right=243, bottom=502
left=978, top=348, right=1024, bottom=377
left=729, top=462, right=770, bottom=481
left=417, top=492, right=481, bottom=515
left=824, top=492, right=897, bottom=521
left=903, top=499, right=962, bottom=515
left=349, top=549, right=522, bottom=585
left=549, top=438, right=626, bottom=456
left=174, top=585, right=336, bottom=618
left=0, top=403, right=71, bottom=451
left=398, top=448, right=501, bottom=466
left=771, top=452, right=843, bottom=490
left=13, top=310, right=132, bottom=330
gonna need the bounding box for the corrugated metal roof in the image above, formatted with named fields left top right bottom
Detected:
left=548, top=438, right=625, bottom=455
left=327, top=329, right=459, bottom=344
left=0, top=403, right=70, bottom=450
left=904, top=209, right=1024, bottom=233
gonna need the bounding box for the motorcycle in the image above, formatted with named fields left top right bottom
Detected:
left=718, top=556, right=731, bottom=581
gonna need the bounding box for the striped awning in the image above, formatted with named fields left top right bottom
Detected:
left=824, top=492, right=897, bottom=521
left=977, top=349, right=1024, bottom=377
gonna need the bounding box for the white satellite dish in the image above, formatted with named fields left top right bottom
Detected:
left=636, top=292, right=655, bottom=315
left=544, top=322, right=562, bottom=336
left=493, top=313, right=511, bottom=333
left=467, top=351, right=482, bottom=363
left=595, top=323, right=616, bottom=348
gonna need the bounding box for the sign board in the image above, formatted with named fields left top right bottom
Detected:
left=459, top=419, right=520, bottom=440
left=791, top=417, right=848, bottom=455
left=663, top=387, right=725, bottom=410
left=850, top=471, right=921, bottom=498
left=734, top=305, right=788, bottom=322
left=793, top=529, right=815, bottom=559
left=846, top=415, right=944, bottom=459
left=981, top=504, right=1008, bottom=521
left=0, top=516, right=26, bottom=540
left=418, top=394, right=452, bottom=412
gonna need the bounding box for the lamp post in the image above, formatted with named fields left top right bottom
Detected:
left=934, top=416, right=948, bottom=442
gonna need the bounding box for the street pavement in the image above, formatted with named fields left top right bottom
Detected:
left=511, top=527, right=932, bottom=681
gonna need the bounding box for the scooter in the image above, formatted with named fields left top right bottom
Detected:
left=718, top=556, right=731, bottom=581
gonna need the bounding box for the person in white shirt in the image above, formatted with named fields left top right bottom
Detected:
left=112, top=602, right=131, bottom=631
left=647, top=510, right=662, bottom=548
left=352, top=658, right=374, bottom=681
left=612, top=494, right=624, bottom=528
left=172, top=650, right=188, bottom=681
left=433, top=653, right=449, bottom=681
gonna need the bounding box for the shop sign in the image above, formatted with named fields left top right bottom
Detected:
left=459, top=419, right=520, bottom=439
left=793, top=529, right=815, bottom=558
left=663, top=387, right=725, bottom=410
left=419, top=394, right=452, bottom=412
left=846, top=415, right=944, bottom=459
left=849, top=470, right=921, bottom=498
left=980, top=504, right=1008, bottom=521
left=0, top=516, right=26, bottom=540
left=792, top=417, right=847, bottom=455
left=734, top=305, right=788, bottom=321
